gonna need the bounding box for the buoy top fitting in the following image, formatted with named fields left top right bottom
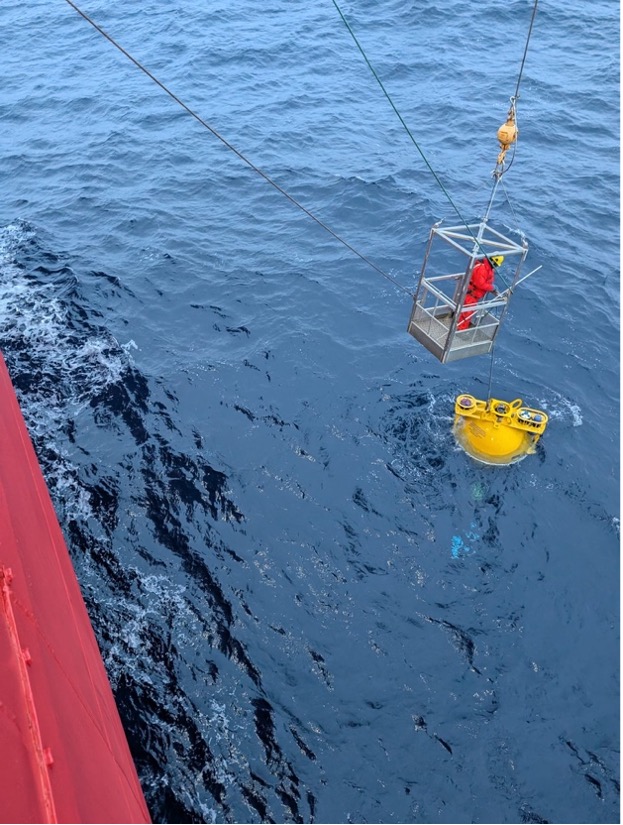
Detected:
left=453, top=394, right=548, bottom=465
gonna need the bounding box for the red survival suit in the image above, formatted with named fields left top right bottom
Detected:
left=457, top=258, right=495, bottom=330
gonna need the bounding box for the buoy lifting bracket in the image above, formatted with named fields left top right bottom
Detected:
left=453, top=393, right=548, bottom=465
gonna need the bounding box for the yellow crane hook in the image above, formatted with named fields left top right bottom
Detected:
left=495, top=98, right=518, bottom=172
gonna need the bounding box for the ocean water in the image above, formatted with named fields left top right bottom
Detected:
left=0, top=1, right=619, bottom=823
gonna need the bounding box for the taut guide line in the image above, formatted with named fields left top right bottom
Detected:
left=62, top=0, right=547, bottom=464
left=62, top=0, right=411, bottom=296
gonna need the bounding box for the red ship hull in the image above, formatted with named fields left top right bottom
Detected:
left=0, top=352, right=150, bottom=824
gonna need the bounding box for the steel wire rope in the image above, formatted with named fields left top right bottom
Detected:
left=483, top=0, right=538, bottom=395
left=492, top=0, right=538, bottom=184
left=485, top=340, right=497, bottom=402
left=330, top=0, right=537, bottom=256
left=498, top=134, right=518, bottom=177
left=500, top=177, right=523, bottom=238
left=62, top=0, right=412, bottom=297
left=331, top=0, right=538, bottom=401
left=330, top=0, right=490, bottom=259
left=331, top=0, right=531, bottom=304
left=514, top=0, right=539, bottom=102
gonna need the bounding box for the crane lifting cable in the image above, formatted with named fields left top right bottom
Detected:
left=444, top=1, right=548, bottom=465
left=65, top=0, right=546, bottom=464
left=332, top=0, right=546, bottom=463
left=331, top=0, right=496, bottom=269
left=404, top=5, right=541, bottom=354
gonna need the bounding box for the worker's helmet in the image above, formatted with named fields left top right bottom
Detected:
left=490, top=255, right=505, bottom=267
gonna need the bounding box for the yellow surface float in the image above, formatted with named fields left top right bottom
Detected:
left=453, top=394, right=548, bottom=465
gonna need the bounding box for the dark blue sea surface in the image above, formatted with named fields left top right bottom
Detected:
left=0, top=1, right=618, bottom=823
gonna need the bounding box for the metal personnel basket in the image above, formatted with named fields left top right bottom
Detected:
left=408, top=220, right=528, bottom=363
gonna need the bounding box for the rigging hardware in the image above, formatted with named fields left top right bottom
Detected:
left=407, top=0, right=540, bottom=369
left=453, top=395, right=548, bottom=466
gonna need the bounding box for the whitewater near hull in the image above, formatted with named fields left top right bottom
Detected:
left=0, top=350, right=150, bottom=824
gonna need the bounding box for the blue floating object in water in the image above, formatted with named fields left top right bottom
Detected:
left=451, top=523, right=480, bottom=557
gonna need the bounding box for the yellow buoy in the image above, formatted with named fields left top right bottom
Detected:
left=453, top=394, right=548, bottom=465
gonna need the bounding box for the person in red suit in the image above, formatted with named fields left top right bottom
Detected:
left=457, top=255, right=504, bottom=330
